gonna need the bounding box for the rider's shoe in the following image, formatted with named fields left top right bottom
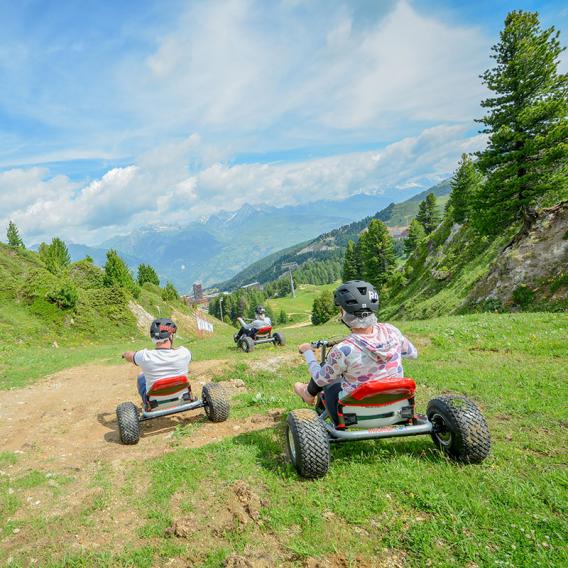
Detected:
left=294, top=382, right=316, bottom=405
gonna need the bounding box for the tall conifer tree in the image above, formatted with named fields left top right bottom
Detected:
left=6, top=221, right=24, bottom=248
left=448, top=154, right=484, bottom=224
left=359, top=220, right=396, bottom=291
left=404, top=219, right=426, bottom=256
left=475, top=11, right=567, bottom=234
left=415, top=193, right=442, bottom=234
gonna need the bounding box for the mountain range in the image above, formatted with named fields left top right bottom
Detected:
left=65, top=192, right=396, bottom=292
left=63, top=182, right=450, bottom=293
left=217, top=179, right=451, bottom=290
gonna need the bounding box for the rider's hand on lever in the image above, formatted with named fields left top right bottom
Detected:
left=298, top=343, right=312, bottom=354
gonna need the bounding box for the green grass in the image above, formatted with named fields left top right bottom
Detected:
left=2, top=312, right=566, bottom=566
left=267, top=283, right=338, bottom=324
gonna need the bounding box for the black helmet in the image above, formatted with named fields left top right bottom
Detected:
left=255, top=305, right=265, bottom=316
left=150, top=318, right=177, bottom=342
left=334, top=280, right=379, bottom=316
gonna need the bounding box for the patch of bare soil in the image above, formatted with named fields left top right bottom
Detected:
left=166, top=478, right=292, bottom=566
left=303, top=550, right=406, bottom=568
left=0, top=358, right=282, bottom=561
left=248, top=352, right=299, bottom=373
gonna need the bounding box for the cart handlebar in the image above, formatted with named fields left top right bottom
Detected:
left=310, top=338, right=344, bottom=349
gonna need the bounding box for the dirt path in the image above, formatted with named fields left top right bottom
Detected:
left=0, top=359, right=279, bottom=472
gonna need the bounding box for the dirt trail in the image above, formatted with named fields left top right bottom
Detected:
left=0, top=359, right=279, bottom=472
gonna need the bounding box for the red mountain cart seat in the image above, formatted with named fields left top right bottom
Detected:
left=255, top=326, right=272, bottom=338
left=336, top=378, right=416, bottom=429
left=146, top=375, right=191, bottom=410
left=339, top=377, right=416, bottom=407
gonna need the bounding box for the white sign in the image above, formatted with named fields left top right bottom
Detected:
left=196, top=316, right=214, bottom=333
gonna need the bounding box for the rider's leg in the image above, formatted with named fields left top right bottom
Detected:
left=322, top=382, right=343, bottom=425
left=137, top=373, right=148, bottom=406
left=294, top=378, right=322, bottom=404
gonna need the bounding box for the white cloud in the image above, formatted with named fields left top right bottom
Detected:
left=1, top=124, right=485, bottom=244
left=0, top=0, right=496, bottom=244
left=120, top=0, right=489, bottom=146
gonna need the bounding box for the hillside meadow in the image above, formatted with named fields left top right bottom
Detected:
left=0, top=310, right=566, bottom=567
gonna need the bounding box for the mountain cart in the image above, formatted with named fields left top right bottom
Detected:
left=286, top=339, right=491, bottom=478
left=116, top=375, right=229, bottom=445
left=234, top=317, right=286, bottom=352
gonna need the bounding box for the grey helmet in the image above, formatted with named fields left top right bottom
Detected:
left=255, top=305, right=266, bottom=316
left=150, top=318, right=177, bottom=342
left=334, top=280, right=379, bottom=316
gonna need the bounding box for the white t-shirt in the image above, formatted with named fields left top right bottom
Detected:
left=252, top=316, right=272, bottom=329
left=134, top=346, right=191, bottom=390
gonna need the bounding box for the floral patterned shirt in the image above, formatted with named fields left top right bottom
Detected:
left=303, top=323, right=418, bottom=393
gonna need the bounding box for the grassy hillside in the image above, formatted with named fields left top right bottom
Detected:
left=219, top=180, right=451, bottom=291
left=384, top=202, right=568, bottom=320
left=0, top=243, right=217, bottom=388
left=1, top=311, right=566, bottom=566
left=267, top=283, right=338, bottom=324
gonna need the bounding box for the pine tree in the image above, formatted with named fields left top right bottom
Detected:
left=137, top=263, right=160, bottom=287
left=447, top=154, right=484, bottom=224
left=359, top=220, right=396, bottom=291
left=6, top=221, right=24, bottom=248
left=404, top=219, right=426, bottom=256
left=474, top=10, right=567, bottom=234
left=44, top=238, right=71, bottom=274
left=311, top=290, right=338, bottom=325
left=342, top=240, right=360, bottom=280
left=103, top=249, right=135, bottom=291
left=162, top=282, right=179, bottom=301
left=415, top=193, right=441, bottom=234
left=38, top=242, right=50, bottom=263
left=278, top=309, right=288, bottom=324
left=354, top=239, right=365, bottom=279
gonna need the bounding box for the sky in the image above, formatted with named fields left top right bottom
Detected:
left=0, top=0, right=566, bottom=245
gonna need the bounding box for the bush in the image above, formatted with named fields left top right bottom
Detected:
left=512, top=285, right=535, bottom=308
left=69, top=260, right=105, bottom=289
left=311, top=290, right=339, bottom=325
left=46, top=282, right=78, bottom=310
left=162, top=282, right=179, bottom=302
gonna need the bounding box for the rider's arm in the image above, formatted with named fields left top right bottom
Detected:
left=302, top=346, right=347, bottom=388
left=387, top=324, right=418, bottom=359
left=401, top=335, right=418, bottom=359
left=122, top=351, right=136, bottom=364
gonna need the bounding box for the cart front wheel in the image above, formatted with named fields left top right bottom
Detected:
left=286, top=409, right=330, bottom=478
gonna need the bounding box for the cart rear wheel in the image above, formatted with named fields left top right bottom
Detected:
left=202, top=382, right=230, bottom=422
left=240, top=337, right=255, bottom=352
left=427, top=395, right=491, bottom=464
left=273, top=332, right=285, bottom=346
left=286, top=409, right=330, bottom=478
left=116, top=402, right=140, bottom=445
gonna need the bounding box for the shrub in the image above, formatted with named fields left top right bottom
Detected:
left=46, top=282, right=79, bottom=310
left=162, top=282, right=179, bottom=302
left=311, top=290, right=339, bottom=325
left=512, top=285, right=535, bottom=308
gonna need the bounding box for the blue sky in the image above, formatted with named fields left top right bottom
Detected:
left=0, top=0, right=566, bottom=244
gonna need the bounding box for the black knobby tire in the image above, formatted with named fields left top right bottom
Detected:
left=286, top=409, right=330, bottom=478
left=116, top=402, right=140, bottom=445
left=240, top=337, right=255, bottom=352
left=427, top=395, right=491, bottom=464
left=273, top=332, right=285, bottom=346
left=202, top=382, right=230, bottom=422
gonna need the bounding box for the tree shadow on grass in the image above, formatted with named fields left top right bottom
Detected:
left=97, top=410, right=206, bottom=444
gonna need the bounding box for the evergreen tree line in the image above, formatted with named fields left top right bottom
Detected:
left=412, top=10, right=566, bottom=243
left=343, top=9, right=567, bottom=304
left=3, top=224, right=180, bottom=305
left=208, top=288, right=277, bottom=326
